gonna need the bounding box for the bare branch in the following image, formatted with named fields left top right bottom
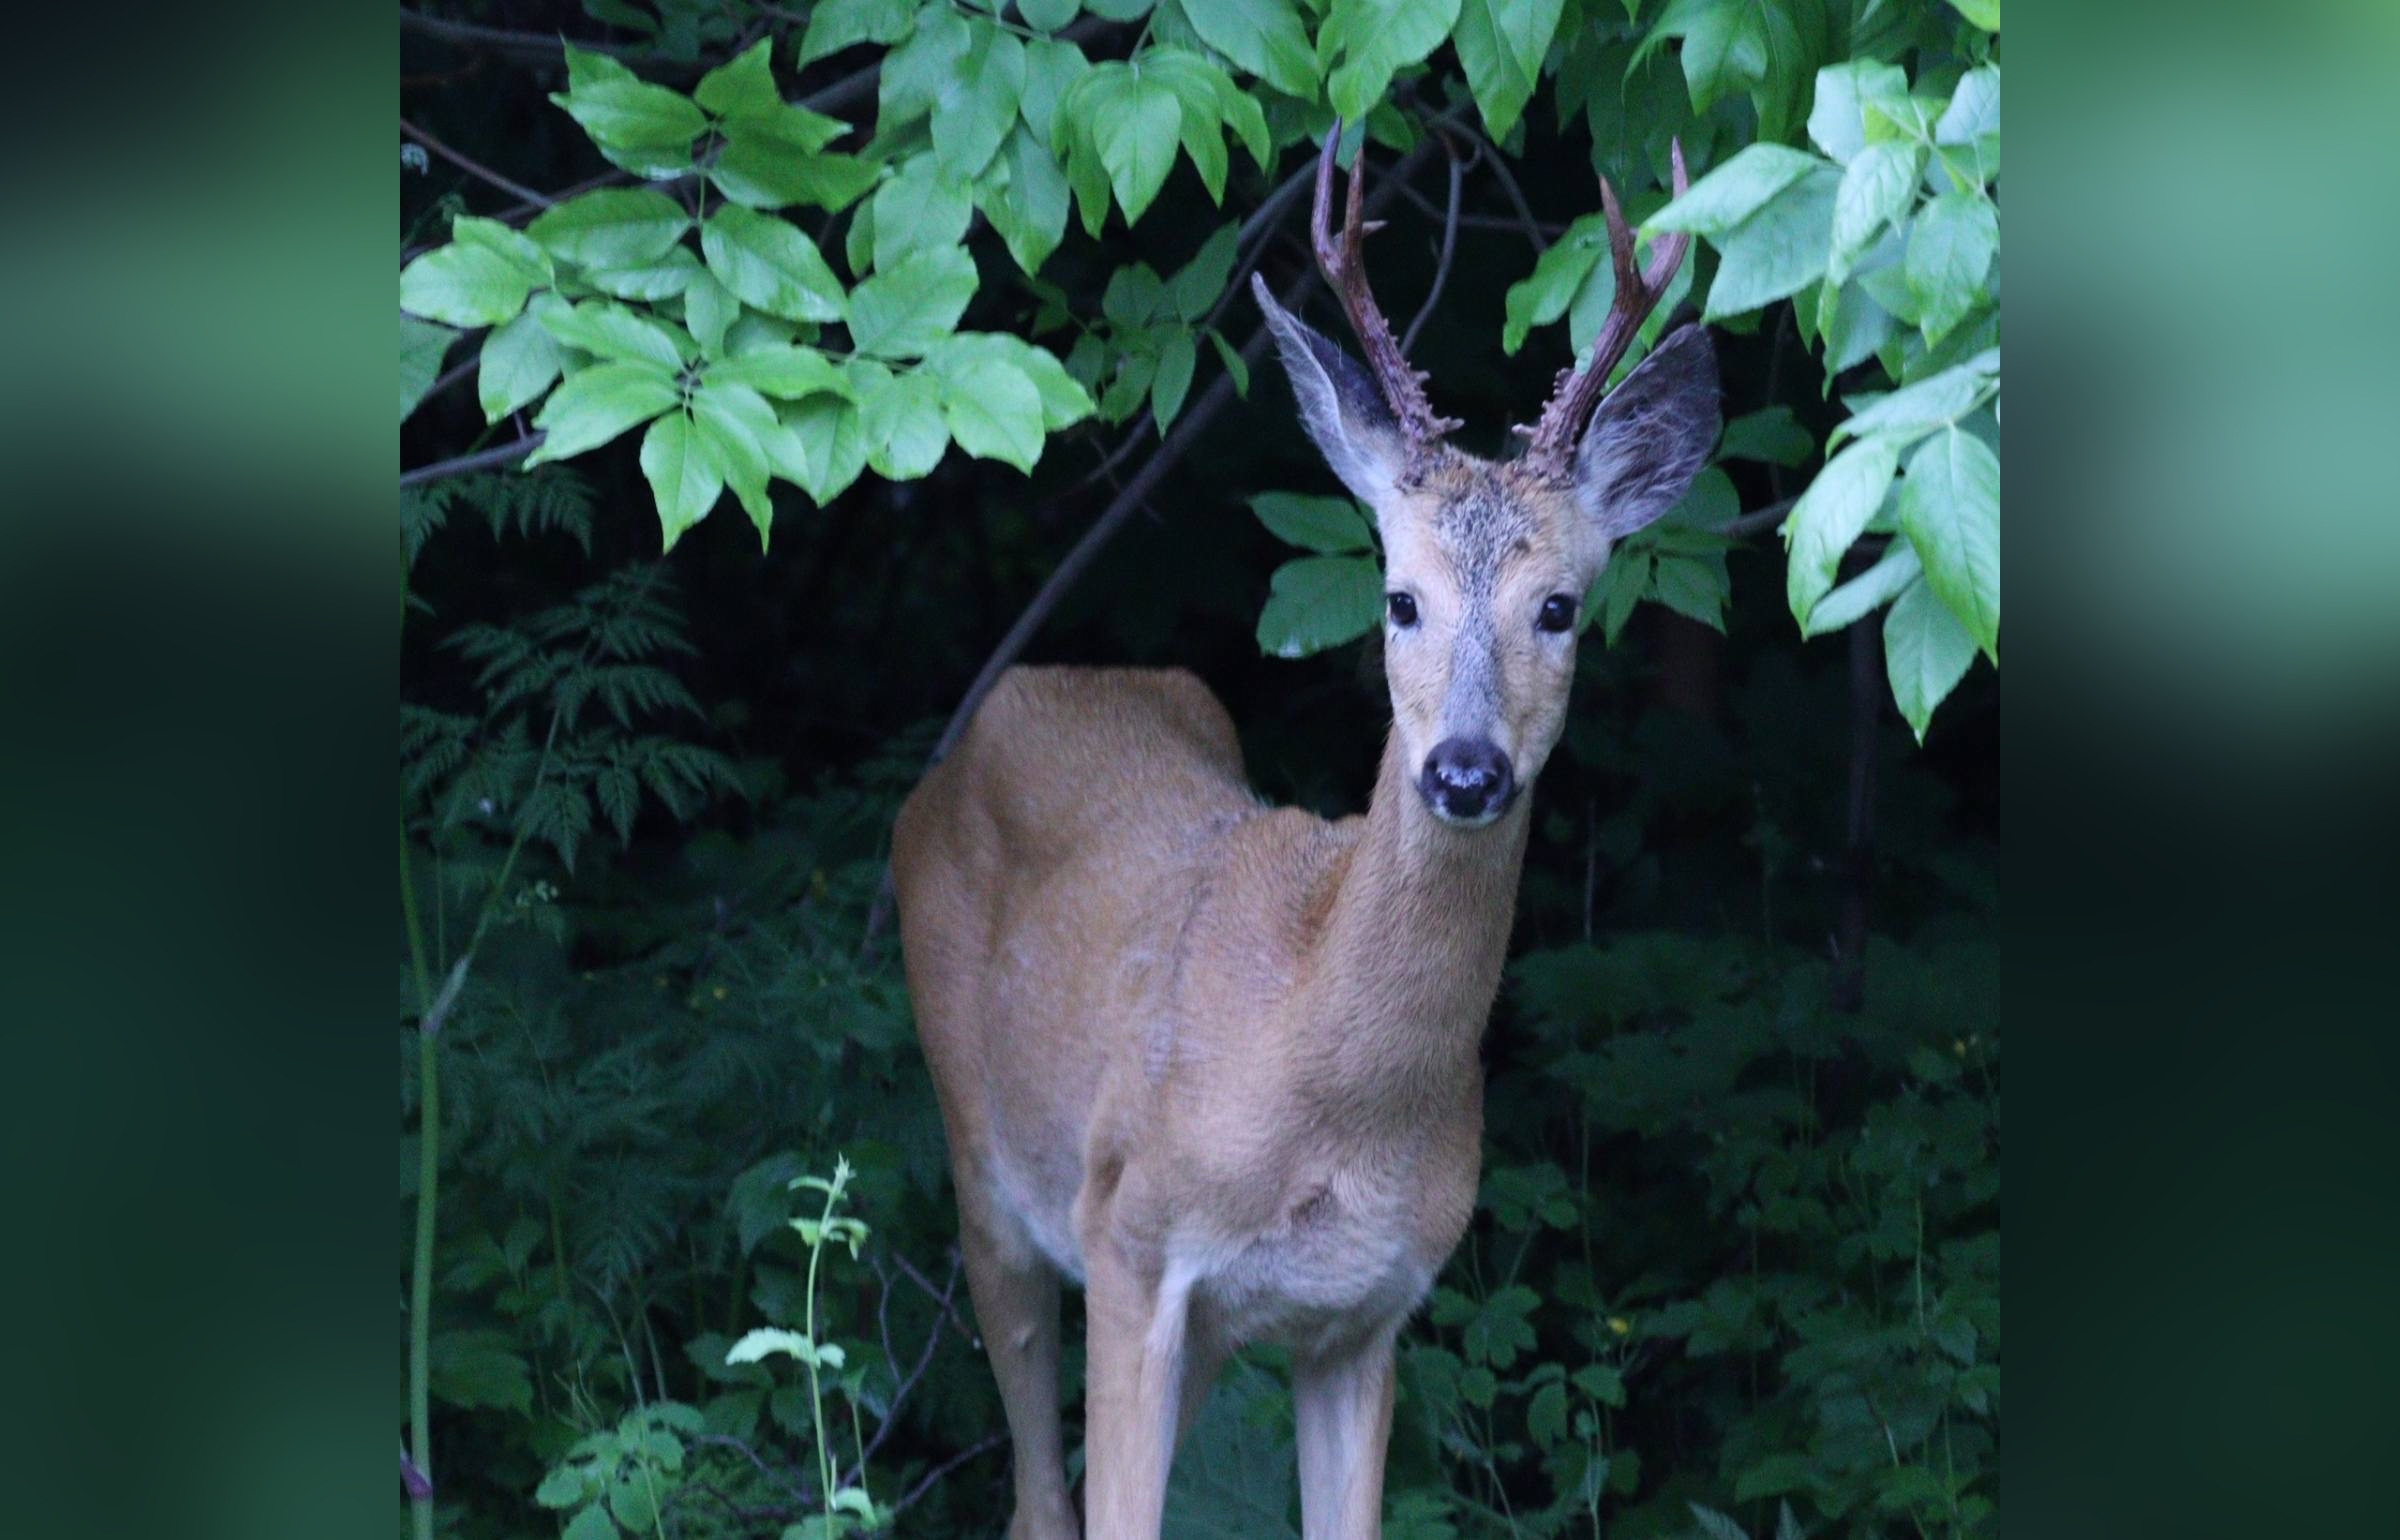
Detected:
left=401, top=118, right=551, bottom=209
left=1714, top=496, right=1798, bottom=539
left=401, top=434, right=545, bottom=490
left=884, top=1435, right=1008, bottom=1523
left=1401, top=136, right=1465, bottom=356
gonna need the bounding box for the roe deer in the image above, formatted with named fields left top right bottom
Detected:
left=892, top=126, right=1718, bottom=1540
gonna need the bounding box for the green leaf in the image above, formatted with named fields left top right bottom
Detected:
left=1452, top=0, right=1565, bottom=139
left=1803, top=538, right=1920, bottom=637
left=1703, top=163, right=1839, bottom=321
left=1830, top=141, right=1921, bottom=283
left=695, top=38, right=782, bottom=118
left=1783, top=435, right=1898, bottom=628
left=701, top=206, right=846, bottom=323
left=1502, top=214, right=1604, bottom=354
left=684, top=272, right=739, bottom=356
left=1896, top=425, right=2000, bottom=659
left=987, top=127, right=1071, bottom=275
left=428, top=1329, right=532, bottom=1415
left=527, top=360, right=679, bottom=464
left=1946, top=0, right=2000, bottom=31
left=551, top=48, right=706, bottom=160
left=1319, top=0, right=1462, bottom=123
left=857, top=366, right=951, bottom=477
left=1163, top=1362, right=1301, bottom=1540
left=640, top=411, right=724, bottom=549
left=1253, top=492, right=1373, bottom=552
left=478, top=300, right=569, bottom=422
left=1145, top=49, right=1234, bottom=203
left=582, top=247, right=703, bottom=302
left=1904, top=192, right=1998, bottom=345
left=880, top=8, right=974, bottom=132
left=939, top=356, right=1046, bottom=471
left=1257, top=554, right=1383, bottom=657
left=936, top=23, right=1026, bottom=180
left=710, top=139, right=865, bottom=211
left=1829, top=354, right=1995, bottom=451
left=1639, top=0, right=1817, bottom=140
left=1023, top=0, right=1082, bottom=27
left=800, top=0, right=914, bottom=66
left=1883, top=574, right=1977, bottom=741
left=692, top=379, right=780, bottom=540
left=779, top=394, right=869, bottom=501
left=1184, top=0, right=1317, bottom=98
left=1171, top=225, right=1241, bottom=321
left=1207, top=327, right=1250, bottom=397
left=934, top=332, right=1095, bottom=427
left=530, top=187, right=691, bottom=268
left=562, top=1504, right=617, bottom=1540
left=1647, top=143, right=1823, bottom=238
left=401, top=315, right=455, bottom=421
left=1019, top=38, right=1092, bottom=148
left=400, top=238, right=540, bottom=328
left=1151, top=329, right=1197, bottom=431
left=538, top=300, right=690, bottom=370
left=1092, top=71, right=1183, bottom=224
left=1936, top=64, right=2002, bottom=185
left=1717, top=405, right=1811, bottom=467
left=846, top=245, right=979, bottom=358
left=873, top=155, right=975, bottom=272
left=708, top=345, right=848, bottom=400
left=1807, top=59, right=1910, bottom=165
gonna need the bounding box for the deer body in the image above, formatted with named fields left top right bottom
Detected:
left=894, top=126, right=1718, bottom=1540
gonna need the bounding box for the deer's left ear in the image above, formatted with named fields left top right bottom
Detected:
left=1573, top=324, right=1721, bottom=541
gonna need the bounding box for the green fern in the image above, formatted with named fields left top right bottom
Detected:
left=402, top=466, right=595, bottom=567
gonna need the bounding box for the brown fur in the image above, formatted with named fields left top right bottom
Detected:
left=893, top=451, right=1623, bottom=1540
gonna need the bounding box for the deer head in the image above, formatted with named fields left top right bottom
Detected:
left=1254, top=128, right=1720, bottom=828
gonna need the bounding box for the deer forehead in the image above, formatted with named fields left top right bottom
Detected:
left=1385, top=458, right=1585, bottom=595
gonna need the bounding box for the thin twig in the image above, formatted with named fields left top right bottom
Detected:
left=1473, top=128, right=1550, bottom=252
left=846, top=1254, right=961, bottom=1485
left=401, top=118, right=552, bottom=208
left=887, top=1250, right=977, bottom=1340
left=401, top=434, right=545, bottom=489
left=400, top=9, right=645, bottom=62
left=1402, top=136, right=1465, bottom=356
left=1714, top=496, right=1798, bottom=538
left=885, top=1434, right=1008, bottom=1522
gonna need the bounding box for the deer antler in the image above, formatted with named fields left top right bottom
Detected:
left=1311, top=122, right=1461, bottom=442
left=1520, top=141, right=1694, bottom=466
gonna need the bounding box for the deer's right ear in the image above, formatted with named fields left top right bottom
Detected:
left=1253, top=274, right=1406, bottom=508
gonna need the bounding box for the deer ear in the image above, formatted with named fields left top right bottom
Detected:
left=1253, top=274, right=1406, bottom=509
left=1573, top=323, right=1721, bottom=541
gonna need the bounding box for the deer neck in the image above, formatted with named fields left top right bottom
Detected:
left=1300, top=731, right=1529, bottom=1102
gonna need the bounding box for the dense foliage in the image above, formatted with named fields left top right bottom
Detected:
left=401, top=2, right=1999, bottom=1537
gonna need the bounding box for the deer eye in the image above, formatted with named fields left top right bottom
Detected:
left=1537, top=594, right=1577, bottom=634
left=1386, top=592, right=1419, bottom=628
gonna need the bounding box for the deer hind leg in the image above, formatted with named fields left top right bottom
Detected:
left=1294, top=1327, right=1399, bottom=1540
left=957, top=1194, right=1077, bottom=1540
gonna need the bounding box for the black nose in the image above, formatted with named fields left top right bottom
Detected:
left=1419, top=737, right=1516, bottom=822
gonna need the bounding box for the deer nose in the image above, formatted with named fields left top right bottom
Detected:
left=1419, top=738, right=1515, bottom=824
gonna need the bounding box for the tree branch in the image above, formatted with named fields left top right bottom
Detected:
left=401, top=434, right=544, bottom=489
left=400, top=9, right=645, bottom=63
left=1714, top=496, right=1797, bottom=538
left=401, top=118, right=551, bottom=208
left=1402, top=136, right=1465, bottom=356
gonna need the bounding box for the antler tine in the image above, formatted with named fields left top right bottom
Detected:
left=1307, top=120, right=1460, bottom=442
left=1521, top=140, right=1694, bottom=465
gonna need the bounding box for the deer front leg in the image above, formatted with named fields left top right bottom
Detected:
left=1294, top=1327, right=1399, bottom=1540
left=1080, top=1244, right=1190, bottom=1540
